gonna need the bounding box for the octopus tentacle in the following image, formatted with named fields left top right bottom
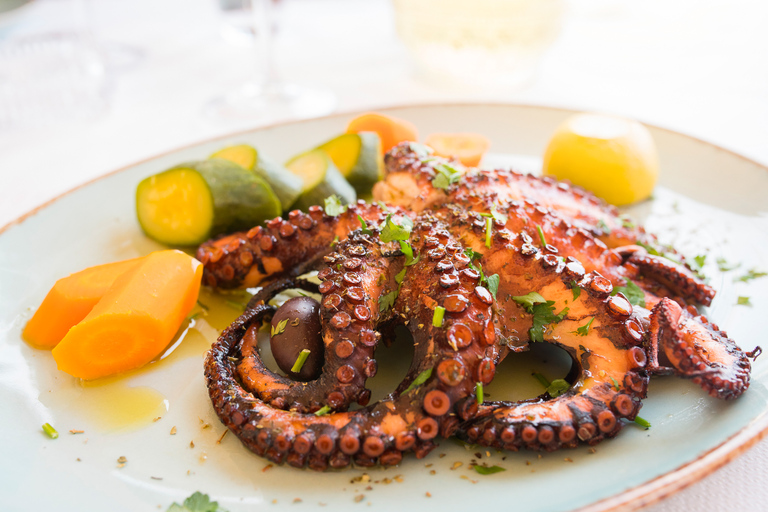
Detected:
left=628, top=252, right=715, bottom=306
left=205, top=220, right=498, bottom=468
left=649, top=298, right=750, bottom=399
left=196, top=202, right=403, bottom=289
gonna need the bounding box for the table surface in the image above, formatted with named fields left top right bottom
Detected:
left=1, top=0, right=767, bottom=510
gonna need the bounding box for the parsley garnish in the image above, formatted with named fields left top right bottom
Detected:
left=570, top=281, right=581, bottom=302
left=330, top=235, right=340, bottom=247
left=474, top=465, right=506, bottom=475
left=324, top=195, right=347, bottom=216
left=465, top=248, right=483, bottom=262
left=314, top=405, right=332, bottom=416
left=610, top=376, right=620, bottom=391
left=636, top=241, right=661, bottom=256
left=404, top=368, right=432, bottom=394
left=357, top=215, right=373, bottom=235
left=476, top=382, right=484, bottom=404
left=737, top=296, right=752, bottom=307
left=167, top=492, right=228, bottom=512
left=597, top=219, right=611, bottom=234
left=736, top=268, right=767, bottom=283
left=693, top=254, right=707, bottom=269
left=378, top=290, right=397, bottom=312
left=291, top=349, right=311, bottom=373
left=42, top=423, right=58, bottom=439
left=380, top=214, right=413, bottom=243
left=399, top=241, right=420, bottom=266
left=572, top=317, right=594, bottom=336
left=536, top=225, right=547, bottom=247
left=271, top=319, right=288, bottom=337
left=485, top=217, right=493, bottom=248
left=431, top=162, right=463, bottom=190
left=485, top=274, right=500, bottom=299
left=716, top=257, right=740, bottom=272
left=612, top=278, right=646, bottom=308
left=619, top=214, right=635, bottom=229
left=532, top=372, right=550, bottom=388
left=409, top=142, right=433, bottom=159
left=512, top=292, right=568, bottom=343
left=546, top=379, right=569, bottom=397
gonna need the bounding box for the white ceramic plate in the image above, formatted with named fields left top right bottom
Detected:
left=2, top=104, right=767, bottom=512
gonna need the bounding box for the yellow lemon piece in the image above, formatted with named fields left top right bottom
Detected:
left=542, top=113, right=659, bottom=206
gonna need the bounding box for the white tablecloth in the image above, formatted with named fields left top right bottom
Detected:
left=2, top=1, right=767, bottom=510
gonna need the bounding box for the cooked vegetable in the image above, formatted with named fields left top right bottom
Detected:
left=425, top=132, right=490, bottom=167
left=136, top=159, right=281, bottom=246
left=210, top=145, right=302, bottom=210
left=286, top=149, right=356, bottom=211
left=346, top=112, right=419, bottom=153
left=317, top=132, right=383, bottom=194
left=23, top=257, right=143, bottom=349
left=52, top=250, right=203, bottom=380
left=542, top=113, right=659, bottom=206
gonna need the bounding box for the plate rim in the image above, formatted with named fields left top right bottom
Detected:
left=3, top=101, right=767, bottom=512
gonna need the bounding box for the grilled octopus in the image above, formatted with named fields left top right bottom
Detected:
left=199, top=142, right=755, bottom=467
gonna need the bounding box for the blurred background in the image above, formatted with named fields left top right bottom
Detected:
left=0, top=1, right=766, bottom=509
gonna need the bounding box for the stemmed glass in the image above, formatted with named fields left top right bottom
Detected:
left=204, top=0, right=336, bottom=123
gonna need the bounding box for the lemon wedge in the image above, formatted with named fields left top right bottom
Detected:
left=542, top=113, right=659, bottom=206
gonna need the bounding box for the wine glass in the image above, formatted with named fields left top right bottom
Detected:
left=204, top=0, right=336, bottom=123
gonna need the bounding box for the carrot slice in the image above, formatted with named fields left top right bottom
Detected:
left=346, top=112, right=419, bottom=153
left=425, top=133, right=490, bottom=167
left=23, top=257, right=143, bottom=349
left=52, top=250, right=202, bottom=380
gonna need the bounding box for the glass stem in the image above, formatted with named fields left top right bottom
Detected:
left=252, top=0, right=279, bottom=89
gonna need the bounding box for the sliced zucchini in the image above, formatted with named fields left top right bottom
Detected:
left=317, top=132, right=383, bottom=194
left=210, top=144, right=302, bottom=210
left=286, top=149, right=356, bottom=211
left=136, top=159, right=281, bottom=246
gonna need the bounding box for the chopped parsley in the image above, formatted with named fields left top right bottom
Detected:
left=473, top=465, right=506, bottom=475
left=610, top=376, right=620, bottom=391
left=693, top=254, right=707, bottom=269
left=485, top=217, right=493, bottom=248
left=619, top=214, right=635, bottom=229
left=636, top=240, right=661, bottom=256
left=167, top=492, right=228, bottom=512
left=380, top=214, right=413, bottom=243
left=612, top=278, right=646, bottom=308
left=736, top=268, right=767, bottom=283
left=357, top=215, right=373, bottom=235
left=314, top=405, right=332, bottom=416
left=433, top=306, right=446, bottom=327
left=323, top=195, right=347, bottom=216
left=475, top=382, right=484, bottom=404
left=570, top=281, right=581, bottom=302
left=291, top=349, right=311, bottom=373
left=479, top=206, right=508, bottom=224
left=404, top=368, right=432, bottom=394
left=465, top=248, right=483, bottom=263
left=409, top=142, right=433, bottom=159
left=572, top=317, right=594, bottom=337
left=431, top=162, right=463, bottom=190
left=737, top=296, right=752, bottom=307
left=536, top=225, right=547, bottom=247
left=42, top=423, right=58, bottom=439
left=512, top=292, right=568, bottom=343
left=271, top=319, right=288, bottom=337
left=485, top=273, right=500, bottom=299
left=330, top=235, right=340, bottom=247
left=716, top=257, right=740, bottom=272
left=597, top=219, right=611, bottom=234
left=547, top=379, right=570, bottom=397
left=378, top=290, right=397, bottom=312
left=400, top=241, right=420, bottom=267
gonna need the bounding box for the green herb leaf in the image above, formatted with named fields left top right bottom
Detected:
left=485, top=217, right=493, bottom=248
left=42, top=423, right=58, bottom=439
left=474, top=465, right=506, bottom=475
left=532, top=372, right=550, bottom=388
left=511, top=291, right=547, bottom=310
left=736, top=268, right=768, bottom=283
left=399, top=240, right=420, bottom=267
left=619, top=214, right=635, bottom=229
left=610, top=376, right=620, bottom=391
left=166, top=491, right=228, bottom=512
left=528, top=302, right=569, bottom=343
left=612, top=279, right=646, bottom=308
left=324, top=195, right=347, bottom=217
left=536, top=225, right=547, bottom=247
left=380, top=214, right=413, bottom=243
left=636, top=240, right=661, bottom=256
left=716, top=257, right=740, bottom=272
left=378, top=290, right=397, bottom=312
left=433, top=306, right=446, bottom=327
left=572, top=317, right=594, bottom=337
left=546, top=379, right=570, bottom=397
left=464, top=248, right=483, bottom=262
left=330, top=235, right=340, bottom=247
left=476, top=382, right=484, bottom=404
left=395, top=267, right=407, bottom=286
left=409, top=142, right=433, bottom=159
left=404, top=368, right=433, bottom=394
left=291, top=349, right=311, bottom=373
left=693, top=254, right=707, bottom=269
left=431, top=162, right=463, bottom=190
left=570, top=281, right=581, bottom=302
left=485, top=274, right=500, bottom=299
left=633, top=416, right=651, bottom=429
left=271, top=319, right=288, bottom=337
left=597, top=219, right=612, bottom=234
left=737, top=296, right=753, bottom=307
left=314, top=405, right=332, bottom=416
left=357, top=215, right=373, bottom=235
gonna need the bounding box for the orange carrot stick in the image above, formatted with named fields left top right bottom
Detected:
left=52, top=250, right=202, bottom=380
left=23, top=257, right=143, bottom=349
left=346, top=112, right=419, bottom=153
left=425, top=133, right=490, bottom=167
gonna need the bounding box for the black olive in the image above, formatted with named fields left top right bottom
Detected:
left=270, top=296, right=323, bottom=381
